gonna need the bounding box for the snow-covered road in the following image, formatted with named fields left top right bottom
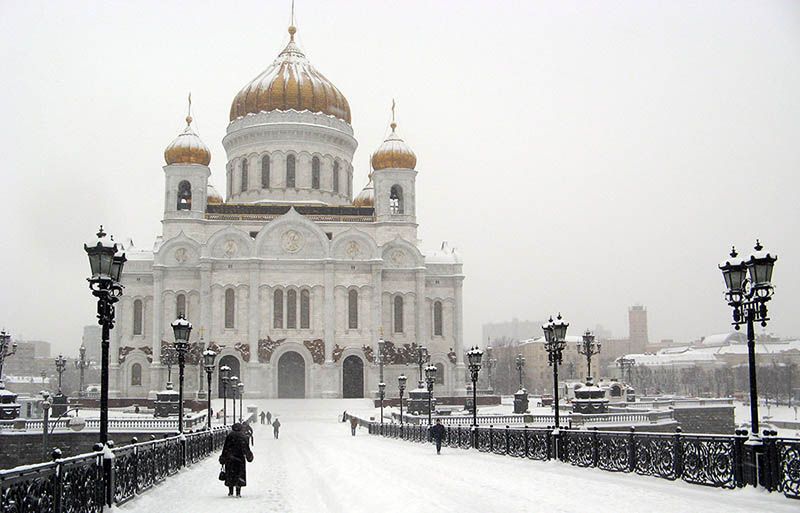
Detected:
left=120, top=399, right=795, bottom=513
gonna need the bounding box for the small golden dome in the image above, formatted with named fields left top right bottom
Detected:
left=164, top=116, right=211, bottom=166
left=229, top=26, right=351, bottom=124
left=371, top=122, right=416, bottom=171
left=352, top=174, right=374, bottom=207
left=207, top=183, right=223, bottom=205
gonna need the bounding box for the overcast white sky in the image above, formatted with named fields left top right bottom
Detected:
left=0, top=1, right=798, bottom=356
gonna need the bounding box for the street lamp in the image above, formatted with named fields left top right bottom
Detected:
left=616, top=357, right=635, bottom=385
left=220, top=365, right=230, bottom=426
left=416, top=346, right=429, bottom=388
left=202, top=350, right=217, bottom=429
left=577, top=330, right=601, bottom=384
left=229, top=376, right=239, bottom=422
left=54, top=354, right=67, bottom=395
left=162, top=344, right=177, bottom=386
left=543, top=314, right=568, bottom=429
left=515, top=354, right=526, bottom=390
left=378, top=381, right=386, bottom=429
left=485, top=344, right=497, bottom=393
left=84, top=225, right=126, bottom=447
left=720, top=241, right=777, bottom=441
left=40, top=390, right=51, bottom=460
left=170, top=315, right=192, bottom=434
left=75, top=345, right=90, bottom=398
left=466, top=346, right=484, bottom=427
left=398, top=374, right=407, bottom=433
left=0, top=330, right=17, bottom=384
left=237, top=382, right=244, bottom=422
left=425, top=364, right=437, bottom=426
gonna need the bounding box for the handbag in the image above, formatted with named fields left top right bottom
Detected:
left=218, top=465, right=226, bottom=481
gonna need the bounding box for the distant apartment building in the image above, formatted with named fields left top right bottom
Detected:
left=82, top=325, right=102, bottom=363
left=483, top=318, right=546, bottom=346
left=629, top=305, right=648, bottom=354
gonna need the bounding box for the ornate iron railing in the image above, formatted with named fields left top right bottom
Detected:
left=365, top=418, right=799, bottom=500
left=0, top=426, right=229, bottom=512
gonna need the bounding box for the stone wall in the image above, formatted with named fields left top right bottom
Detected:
left=672, top=405, right=735, bottom=435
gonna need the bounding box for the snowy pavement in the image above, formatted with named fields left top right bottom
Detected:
left=119, top=399, right=796, bottom=513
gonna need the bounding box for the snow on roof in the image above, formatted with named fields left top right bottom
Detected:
left=423, top=241, right=462, bottom=264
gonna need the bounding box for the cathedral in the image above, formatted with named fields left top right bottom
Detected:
left=111, top=24, right=465, bottom=399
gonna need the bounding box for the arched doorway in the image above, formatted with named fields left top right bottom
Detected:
left=278, top=351, right=305, bottom=398
left=342, top=355, right=364, bottom=398
left=218, top=355, right=240, bottom=398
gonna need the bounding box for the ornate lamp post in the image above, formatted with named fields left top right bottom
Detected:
left=54, top=355, right=67, bottom=395
left=720, top=242, right=777, bottom=439
left=171, top=315, right=191, bottom=434
left=229, top=376, right=239, bottom=422
left=466, top=346, right=484, bottom=427
left=425, top=364, right=437, bottom=426
left=485, top=345, right=497, bottom=393
left=416, top=346, right=429, bottom=388
left=75, top=345, right=90, bottom=398
left=0, top=330, right=17, bottom=384
left=513, top=354, right=528, bottom=414
left=378, top=381, right=386, bottom=429
left=40, top=390, right=51, bottom=460
left=616, top=357, right=635, bottom=385
left=515, top=354, right=526, bottom=390
left=84, top=226, right=126, bottom=447
left=542, top=314, right=568, bottom=429
left=577, top=330, right=601, bottom=384
left=237, top=382, right=244, bottom=422
left=162, top=344, right=177, bottom=387
left=377, top=335, right=385, bottom=385
left=202, top=350, right=216, bottom=428
left=398, top=374, right=407, bottom=433
left=220, top=365, right=230, bottom=426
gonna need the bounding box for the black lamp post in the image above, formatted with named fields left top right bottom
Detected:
left=515, top=354, right=525, bottom=390
left=230, top=376, right=239, bottom=423
left=398, top=374, right=407, bottom=433
left=378, top=381, right=386, bottom=429
left=54, top=354, right=67, bottom=394
left=84, top=226, right=126, bottom=447
left=577, top=330, right=601, bottom=384
left=171, top=315, right=191, bottom=434
left=75, top=345, right=90, bottom=398
left=425, top=364, right=437, bottom=425
left=719, top=241, right=777, bottom=442
left=0, top=330, right=17, bottom=384
left=202, top=350, right=216, bottom=429
left=466, top=346, right=483, bottom=427
left=237, top=382, right=244, bottom=422
left=416, top=346, right=429, bottom=388
left=616, top=357, right=635, bottom=385
left=162, top=344, right=177, bottom=386
left=542, top=314, right=568, bottom=429
left=220, top=365, right=230, bottom=426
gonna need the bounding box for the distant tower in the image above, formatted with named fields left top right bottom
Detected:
left=628, top=305, right=648, bottom=353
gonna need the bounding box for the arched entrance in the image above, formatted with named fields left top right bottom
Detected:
left=218, top=355, right=240, bottom=398
left=278, top=351, right=305, bottom=398
left=342, top=355, right=364, bottom=398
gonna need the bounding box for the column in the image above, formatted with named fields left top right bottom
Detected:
left=199, top=264, right=212, bottom=342
left=415, top=269, right=425, bottom=346
left=323, top=262, right=335, bottom=363
left=371, top=266, right=382, bottom=346
left=152, top=269, right=164, bottom=363
left=248, top=263, right=260, bottom=348
left=454, top=276, right=466, bottom=390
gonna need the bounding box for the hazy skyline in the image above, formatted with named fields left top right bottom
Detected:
left=1, top=1, right=798, bottom=356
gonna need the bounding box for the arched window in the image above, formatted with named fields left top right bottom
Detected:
left=261, top=155, right=270, bottom=189
left=286, top=154, right=296, bottom=188
left=390, top=185, right=404, bottom=214
left=224, top=289, right=235, bottom=329
left=393, top=295, right=404, bottom=333
left=241, top=159, right=248, bottom=192
left=131, top=363, right=142, bottom=386
left=433, top=301, right=443, bottom=336
left=311, top=157, right=320, bottom=189
left=347, top=289, right=358, bottom=329
left=177, top=180, right=192, bottom=210
left=133, top=299, right=143, bottom=335
left=300, top=289, right=310, bottom=329
left=176, top=294, right=186, bottom=318
left=273, top=289, right=284, bottom=328
left=435, top=362, right=444, bottom=385
left=286, top=289, right=297, bottom=329
left=333, top=161, right=340, bottom=192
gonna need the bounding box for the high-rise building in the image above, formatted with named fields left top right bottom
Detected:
left=628, top=305, right=648, bottom=354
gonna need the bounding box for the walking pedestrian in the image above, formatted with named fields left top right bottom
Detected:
left=259, top=411, right=266, bottom=425
left=430, top=419, right=446, bottom=455
left=243, top=421, right=254, bottom=446
left=219, top=423, right=254, bottom=498
left=272, top=418, right=281, bottom=439
left=349, top=415, right=359, bottom=436
left=341, top=410, right=347, bottom=422
left=266, top=411, right=272, bottom=425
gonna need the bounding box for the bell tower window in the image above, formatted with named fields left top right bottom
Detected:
left=390, top=185, right=403, bottom=215
left=177, top=181, right=192, bottom=210
left=286, top=154, right=296, bottom=188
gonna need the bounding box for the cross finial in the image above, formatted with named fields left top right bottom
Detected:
left=390, top=99, right=397, bottom=131
left=186, top=92, right=193, bottom=126
left=289, top=0, right=296, bottom=41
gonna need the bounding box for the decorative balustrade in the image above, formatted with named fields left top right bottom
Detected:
left=0, top=412, right=208, bottom=433
left=0, top=426, right=229, bottom=512
left=365, top=417, right=800, bottom=500
left=392, top=409, right=676, bottom=428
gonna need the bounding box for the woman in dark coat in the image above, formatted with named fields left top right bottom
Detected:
left=219, top=423, right=254, bottom=497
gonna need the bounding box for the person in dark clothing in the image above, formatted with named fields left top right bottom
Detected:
left=243, top=421, right=254, bottom=446
left=259, top=411, right=266, bottom=424
left=266, top=411, right=272, bottom=425
left=342, top=410, right=347, bottom=422
left=272, top=418, right=281, bottom=439
left=219, top=423, right=254, bottom=497
left=349, top=416, right=358, bottom=436
left=430, top=419, right=446, bottom=455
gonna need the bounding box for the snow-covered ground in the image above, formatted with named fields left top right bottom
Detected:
left=117, top=399, right=794, bottom=513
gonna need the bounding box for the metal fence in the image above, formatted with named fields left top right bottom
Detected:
left=0, top=426, right=229, bottom=512
left=366, top=421, right=800, bottom=500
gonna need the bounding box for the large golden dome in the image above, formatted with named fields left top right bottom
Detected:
left=229, top=26, right=351, bottom=124
left=371, top=122, right=416, bottom=171
left=164, top=115, right=211, bottom=166
left=352, top=174, right=374, bottom=207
